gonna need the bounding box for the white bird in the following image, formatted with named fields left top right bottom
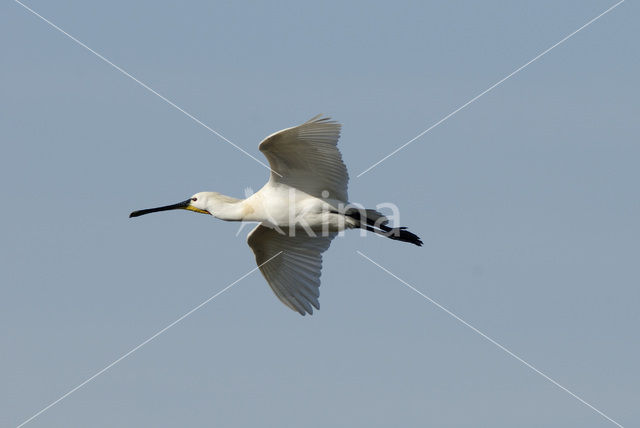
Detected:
left=130, top=115, right=422, bottom=315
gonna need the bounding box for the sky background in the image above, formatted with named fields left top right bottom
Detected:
left=1, top=1, right=638, bottom=427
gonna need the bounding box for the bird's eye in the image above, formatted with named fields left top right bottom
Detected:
left=191, top=197, right=197, bottom=202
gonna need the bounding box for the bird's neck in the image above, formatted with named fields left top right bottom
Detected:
left=206, top=194, right=246, bottom=221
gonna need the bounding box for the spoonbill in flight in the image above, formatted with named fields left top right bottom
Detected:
left=130, top=115, right=422, bottom=315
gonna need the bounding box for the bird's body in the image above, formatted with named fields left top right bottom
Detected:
left=198, top=188, right=353, bottom=231
left=131, top=115, right=421, bottom=315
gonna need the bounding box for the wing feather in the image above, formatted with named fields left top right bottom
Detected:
left=259, top=115, right=349, bottom=201
left=247, top=223, right=335, bottom=315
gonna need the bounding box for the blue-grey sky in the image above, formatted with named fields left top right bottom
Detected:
left=2, top=1, right=638, bottom=427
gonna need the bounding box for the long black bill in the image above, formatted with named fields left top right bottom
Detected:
left=129, top=199, right=191, bottom=218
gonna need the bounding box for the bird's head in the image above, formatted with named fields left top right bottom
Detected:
left=129, top=192, right=212, bottom=218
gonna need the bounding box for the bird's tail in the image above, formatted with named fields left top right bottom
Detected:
left=344, top=207, right=423, bottom=247
left=375, top=225, right=423, bottom=246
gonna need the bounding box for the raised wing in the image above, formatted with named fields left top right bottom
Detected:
left=259, top=115, right=349, bottom=201
left=247, top=224, right=336, bottom=315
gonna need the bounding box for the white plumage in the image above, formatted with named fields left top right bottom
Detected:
left=247, top=224, right=335, bottom=314
left=259, top=115, right=349, bottom=202
left=131, top=115, right=422, bottom=315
